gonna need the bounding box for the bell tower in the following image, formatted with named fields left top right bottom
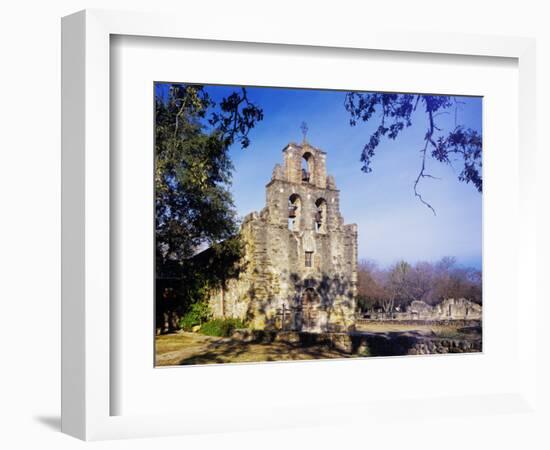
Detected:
left=261, top=140, right=356, bottom=331
left=282, top=142, right=327, bottom=189
left=210, top=139, right=357, bottom=333
left=267, top=141, right=340, bottom=234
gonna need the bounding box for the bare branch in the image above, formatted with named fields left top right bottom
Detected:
left=413, top=108, right=439, bottom=215
left=413, top=95, right=421, bottom=111
left=413, top=139, right=437, bottom=216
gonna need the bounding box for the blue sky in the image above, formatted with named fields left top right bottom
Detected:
left=157, top=84, right=482, bottom=269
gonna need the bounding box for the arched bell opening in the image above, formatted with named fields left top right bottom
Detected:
left=314, top=198, right=327, bottom=233
left=288, top=194, right=302, bottom=231
left=301, top=152, right=314, bottom=184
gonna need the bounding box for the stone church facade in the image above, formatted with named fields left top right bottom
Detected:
left=209, top=141, right=358, bottom=332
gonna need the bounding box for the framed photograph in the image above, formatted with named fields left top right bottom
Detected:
left=153, top=82, right=483, bottom=367
left=62, top=9, right=537, bottom=441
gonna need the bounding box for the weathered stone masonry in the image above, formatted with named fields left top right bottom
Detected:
left=209, top=142, right=358, bottom=332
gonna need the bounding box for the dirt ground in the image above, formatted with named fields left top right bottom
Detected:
left=155, top=321, right=481, bottom=366
left=155, top=332, right=352, bottom=366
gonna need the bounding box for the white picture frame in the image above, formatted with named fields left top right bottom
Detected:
left=61, top=9, right=537, bottom=441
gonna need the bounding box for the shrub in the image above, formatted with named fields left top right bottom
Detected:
left=178, top=301, right=210, bottom=331
left=200, top=318, right=246, bottom=337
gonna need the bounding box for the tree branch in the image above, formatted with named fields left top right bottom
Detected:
left=413, top=109, right=438, bottom=215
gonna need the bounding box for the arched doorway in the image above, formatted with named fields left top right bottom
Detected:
left=299, top=287, right=327, bottom=332
left=302, top=287, right=319, bottom=307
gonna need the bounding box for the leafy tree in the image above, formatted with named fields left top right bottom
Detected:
left=155, top=84, right=263, bottom=329
left=344, top=93, right=482, bottom=214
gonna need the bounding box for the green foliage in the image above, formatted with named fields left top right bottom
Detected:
left=155, top=84, right=258, bottom=276
left=155, top=83, right=263, bottom=321
left=200, top=318, right=246, bottom=337
left=178, top=301, right=211, bottom=331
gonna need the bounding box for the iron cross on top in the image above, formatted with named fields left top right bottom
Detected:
left=300, top=121, right=308, bottom=143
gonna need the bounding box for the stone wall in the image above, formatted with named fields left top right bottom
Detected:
left=366, top=298, right=482, bottom=321
left=230, top=329, right=482, bottom=356
left=208, top=141, right=358, bottom=332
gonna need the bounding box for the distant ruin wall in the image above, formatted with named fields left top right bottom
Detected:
left=367, top=298, right=482, bottom=321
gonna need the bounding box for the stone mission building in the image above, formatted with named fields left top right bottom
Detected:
left=209, top=141, right=358, bottom=333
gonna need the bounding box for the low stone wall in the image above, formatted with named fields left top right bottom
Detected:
left=231, top=329, right=482, bottom=356
left=406, top=338, right=481, bottom=355
left=356, top=318, right=481, bottom=329
left=331, top=332, right=481, bottom=356
left=365, top=298, right=482, bottom=321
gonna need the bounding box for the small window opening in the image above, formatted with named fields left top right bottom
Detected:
left=305, top=251, right=313, bottom=268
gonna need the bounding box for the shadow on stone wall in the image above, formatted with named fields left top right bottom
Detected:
left=288, top=273, right=354, bottom=309
left=242, top=272, right=355, bottom=331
